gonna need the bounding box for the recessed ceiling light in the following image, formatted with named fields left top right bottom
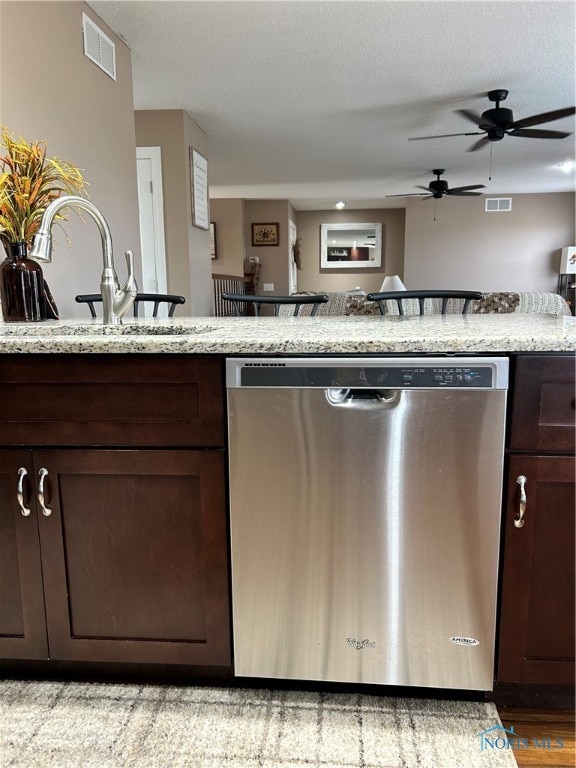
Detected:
left=335, top=201, right=346, bottom=209
left=556, top=160, right=576, bottom=173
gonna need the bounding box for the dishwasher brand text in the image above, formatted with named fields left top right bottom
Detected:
left=347, top=638, right=376, bottom=650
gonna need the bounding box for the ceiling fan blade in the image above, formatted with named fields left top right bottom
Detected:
left=456, top=109, right=494, bottom=128
left=448, top=184, right=486, bottom=193
left=408, top=131, right=483, bottom=141
left=467, top=136, right=491, bottom=152
left=513, top=106, right=575, bottom=129
left=415, top=185, right=433, bottom=192
left=446, top=190, right=484, bottom=196
left=508, top=128, right=572, bottom=139
left=385, top=193, right=431, bottom=198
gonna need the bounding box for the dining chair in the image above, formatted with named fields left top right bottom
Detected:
left=75, top=292, right=186, bottom=318
left=365, top=290, right=483, bottom=316
left=221, top=293, right=330, bottom=317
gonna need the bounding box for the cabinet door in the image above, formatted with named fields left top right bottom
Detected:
left=498, top=455, right=575, bottom=684
left=35, top=449, right=230, bottom=666
left=0, top=451, right=48, bottom=659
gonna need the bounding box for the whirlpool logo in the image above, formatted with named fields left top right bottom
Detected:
left=346, top=638, right=376, bottom=650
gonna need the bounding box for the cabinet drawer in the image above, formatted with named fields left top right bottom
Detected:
left=510, top=355, right=575, bottom=453
left=0, top=355, right=224, bottom=447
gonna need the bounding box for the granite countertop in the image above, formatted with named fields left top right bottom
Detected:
left=0, top=313, right=574, bottom=354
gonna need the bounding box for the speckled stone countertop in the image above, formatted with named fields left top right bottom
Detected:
left=0, top=313, right=574, bottom=354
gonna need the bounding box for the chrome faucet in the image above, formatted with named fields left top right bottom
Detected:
left=29, top=196, right=137, bottom=325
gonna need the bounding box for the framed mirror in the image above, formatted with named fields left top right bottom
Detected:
left=320, top=223, right=382, bottom=269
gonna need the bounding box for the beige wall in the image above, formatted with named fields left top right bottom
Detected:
left=244, top=200, right=291, bottom=295
left=135, top=110, right=212, bottom=315
left=294, top=209, right=406, bottom=293
left=210, top=199, right=245, bottom=276
left=0, top=1, right=141, bottom=319
left=404, top=193, right=576, bottom=292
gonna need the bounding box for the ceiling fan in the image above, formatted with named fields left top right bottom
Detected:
left=408, top=89, right=576, bottom=152
left=386, top=169, right=485, bottom=199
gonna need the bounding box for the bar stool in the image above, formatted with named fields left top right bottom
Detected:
left=221, top=293, right=329, bottom=316
left=366, top=290, right=483, bottom=315
left=76, top=292, right=186, bottom=318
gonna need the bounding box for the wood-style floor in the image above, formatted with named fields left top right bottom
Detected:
left=496, top=708, right=575, bottom=768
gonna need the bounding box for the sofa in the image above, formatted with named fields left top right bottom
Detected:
left=280, top=291, right=571, bottom=317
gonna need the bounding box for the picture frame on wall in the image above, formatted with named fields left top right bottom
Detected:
left=189, top=148, right=210, bottom=230
left=320, top=222, right=382, bottom=270
left=210, top=222, right=217, bottom=259
left=252, top=222, right=279, bottom=246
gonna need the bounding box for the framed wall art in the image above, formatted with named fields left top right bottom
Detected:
left=251, top=222, right=279, bottom=246
left=320, top=222, right=382, bottom=269
left=210, top=222, right=217, bottom=259
left=189, top=148, right=209, bottom=230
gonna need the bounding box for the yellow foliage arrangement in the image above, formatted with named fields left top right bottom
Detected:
left=0, top=126, right=86, bottom=252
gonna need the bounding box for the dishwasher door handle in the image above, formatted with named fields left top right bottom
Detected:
left=325, top=388, right=400, bottom=409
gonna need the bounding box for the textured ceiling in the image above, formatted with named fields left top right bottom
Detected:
left=88, top=0, right=576, bottom=209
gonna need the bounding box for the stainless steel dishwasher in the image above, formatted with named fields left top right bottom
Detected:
left=227, top=356, right=508, bottom=691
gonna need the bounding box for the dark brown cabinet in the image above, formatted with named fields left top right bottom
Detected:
left=497, top=355, right=575, bottom=686
left=508, top=355, right=576, bottom=454
left=0, top=451, right=48, bottom=660
left=0, top=355, right=231, bottom=668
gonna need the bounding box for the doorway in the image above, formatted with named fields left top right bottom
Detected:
left=136, top=147, right=167, bottom=315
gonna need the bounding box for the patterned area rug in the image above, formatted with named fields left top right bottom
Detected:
left=0, top=681, right=518, bottom=768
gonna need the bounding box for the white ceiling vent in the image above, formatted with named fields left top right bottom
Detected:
left=82, top=13, right=116, bottom=81
left=485, top=198, right=512, bottom=212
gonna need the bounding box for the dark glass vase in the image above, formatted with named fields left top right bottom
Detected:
left=0, top=241, right=46, bottom=322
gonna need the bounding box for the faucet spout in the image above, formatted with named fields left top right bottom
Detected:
left=29, top=195, right=137, bottom=325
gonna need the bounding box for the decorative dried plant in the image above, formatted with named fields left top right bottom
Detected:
left=0, top=126, right=86, bottom=252
left=292, top=236, right=303, bottom=270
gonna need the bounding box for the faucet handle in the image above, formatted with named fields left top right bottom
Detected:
left=122, top=249, right=138, bottom=296
left=112, top=250, right=138, bottom=320
left=124, top=249, right=135, bottom=279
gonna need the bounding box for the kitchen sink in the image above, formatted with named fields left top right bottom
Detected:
left=0, top=321, right=218, bottom=336
left=104, top=323, right=218, bottom=336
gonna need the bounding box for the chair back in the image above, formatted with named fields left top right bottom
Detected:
left=221, top=293, right=329, bottom=317
left=76, top=292, right=186, bottom=318
left=366, top=290, right=483, bottom=316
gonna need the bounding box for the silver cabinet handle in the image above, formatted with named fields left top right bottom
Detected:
left=37, top=468, right=52, bottom=517
left=514, top=475, right=527, bottom=528
left=17, top=467, right=31, bottom=517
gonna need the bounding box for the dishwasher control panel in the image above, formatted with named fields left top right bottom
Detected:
left=227, top=357, right=509, bottom=390
left=391, top=366, right=491, bottom=387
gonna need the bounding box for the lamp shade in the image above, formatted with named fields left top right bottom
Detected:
left=560, top=247, right=576, bottom=274
left=379, top=275, right=407, bottom=292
